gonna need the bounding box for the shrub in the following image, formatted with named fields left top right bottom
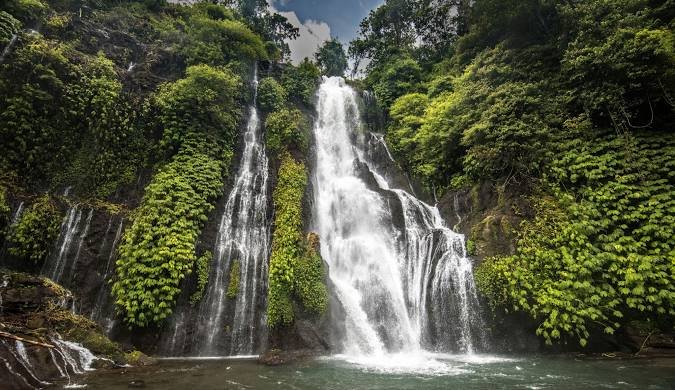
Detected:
left=8, top=195, right=62, bottom=263
left=257, top=77, right=286, bottom=112
left=190, top=251, right=212, bottom=305
left=265, top=108, right=309, bottom=155
left=281, top=59, right=320, bottom=105
left=226, top=259, right=240, bottom=299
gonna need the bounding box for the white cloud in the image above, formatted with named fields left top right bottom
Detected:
left=268, top=1, right=331, bottom=64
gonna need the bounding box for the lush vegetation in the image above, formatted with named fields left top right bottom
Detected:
left=0, top=0, right=321, bottom=330
left=112, top=64, right=242, bottom=327
left=7, top=195, right=62, bottom=263
left=267, top=152, right=328, bottom=327
left=315, top=38, right=348, bottom=77
left=353, top=0, right=674, bottom=345
left=265, top=108, right=310, bottom=155
left=281, top=58, right=321, bottom=105
left=258, top=77, right=287, bottom=112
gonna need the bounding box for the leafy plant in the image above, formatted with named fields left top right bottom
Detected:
left=476, top=131, right=675, bottom=345
left=265, top=108, right=309, bottom=155
left=257, top=77, right=287, bottom=112
left=190, top=251, right=212, bottom=305
left=226, top=259, right=240, bottom=299
left=315, top=38, right=348, bottom=77
left=8, top=195, right=62, bottom=263
left=281, top=58, right=320, bottom=105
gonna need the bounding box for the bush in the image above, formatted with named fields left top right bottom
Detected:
left=265, top=108, right=309, bottom=155
left=154, top=64, right=242, bottom=156
left=257, top=77, right=286, bottom=112
left=8, top=195, right=62, bottom=263
left=0, top=11, right=21, bottom=44
left=226, top=259, right=240, bottom=299
left=281, top=59, right=320, bottom=105
left=190, top=251, right=212, bottom=305
left=181, top=15, right=267, bottom=66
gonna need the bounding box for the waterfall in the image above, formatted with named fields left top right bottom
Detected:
left=11, top=202, right=25, bottom=224
left=41, top=207, right=93, bottom=285
left=0, top=34, right=18, bottom=64
left=312, top=77, right=484, bottom=361
left=192, top=65, right=270, bottom=356
left=90, top=217, right=124, bottom=334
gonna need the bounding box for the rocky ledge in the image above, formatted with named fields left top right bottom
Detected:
left=0, top=269, right=154, bottom=389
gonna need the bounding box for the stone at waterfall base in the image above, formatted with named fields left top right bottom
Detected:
left=258, top=348, right=321, bottom=366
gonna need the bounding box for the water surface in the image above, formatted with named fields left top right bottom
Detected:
left=73, top=355, right=675, bottom=389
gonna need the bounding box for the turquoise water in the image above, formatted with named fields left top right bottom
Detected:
left=71, top=354, right=675, bottom=389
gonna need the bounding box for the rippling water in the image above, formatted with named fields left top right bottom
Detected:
left=73, top=355, right=675, bottom=389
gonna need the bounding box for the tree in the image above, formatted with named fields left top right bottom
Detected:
left=315, top=38, right=348, bottom=77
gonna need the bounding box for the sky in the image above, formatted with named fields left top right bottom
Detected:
left=269, top=0, right=383, bottom=63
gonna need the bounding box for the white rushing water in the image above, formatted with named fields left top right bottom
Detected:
left=90, top=217, right=124, bottom=334
left=192, top=66, right=270, bottom=356
left=312, top=77, right=485, bottom=370
left=41, top=202, right=93, bottom=286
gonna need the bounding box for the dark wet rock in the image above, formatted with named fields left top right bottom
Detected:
left=258, top=348, right=318, bottom=366
left=128, top=379, right=146, bottom=388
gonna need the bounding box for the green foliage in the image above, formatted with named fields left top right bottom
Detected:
left=113, top=146, right=225, bottom=327
left=190, top=251, right=212, bottom=305
left=476, top=131, right=675, bottom=345
left=315, top=38, right=348, bottom=77
left=0, top=33, right=79, bottom=184
left=466, top=239, right=476, bottom=256
left=2, top=0, right=47, bottom=23
left=154, top=64, right=242, bottom=156
left=112, top=62, right=244, bottom=327
left=558, top=1, right=675, bottom=123
left=281, top=58, right=320, bottom=105
left=268, top=153, right=306, bottom=326
left=294, top=233, right=329, bottom=314
left=58, top=52, right=147, bottom=197
left=0, top=11, right=21, bottom=44
left=181, top=12, right=267, bottom=66
left=257, top=77, right=287, bottom=112
left=386, top=45, right=563, bottom=185
left=265, top=108, right=309, bottom=155
left=368, top=57, right=422, bottom=109
left=0, top=33, right=148, bottom=195
left=267, top=153, right=327, bottom=327
left=0, top=188, right=11, bottom=238
left=226, top=259, right=241, bottom=299
left=8, top=195, right=62, bottom=263
left=474, top=255, right=510, bottom=310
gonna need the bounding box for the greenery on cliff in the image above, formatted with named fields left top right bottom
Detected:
left=352, top=0, right=674, bottom=346
left=0, top=0, right=317, bottom=328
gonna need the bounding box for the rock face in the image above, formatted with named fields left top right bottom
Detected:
left=0, top=270, right=150, bottom=388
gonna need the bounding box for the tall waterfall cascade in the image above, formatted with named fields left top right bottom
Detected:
left=186, top=66, right=271, bottom=356
left=311, top=77, right=485, bottom=365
